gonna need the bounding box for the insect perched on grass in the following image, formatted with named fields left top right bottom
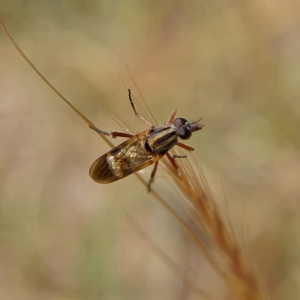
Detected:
left=0, top=20, right=203, bottom=190
left=89, top=89, right=203, bottom=190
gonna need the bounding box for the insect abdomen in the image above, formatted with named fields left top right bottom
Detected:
left=89, top=133, right=162, bottom=184
left=89, top=154, right=121, bottom=183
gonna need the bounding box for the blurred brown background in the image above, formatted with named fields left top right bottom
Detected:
left=1, top=1, right=300, bottom=299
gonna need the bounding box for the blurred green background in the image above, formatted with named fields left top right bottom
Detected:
left=1, top=1, right=300, bottom=299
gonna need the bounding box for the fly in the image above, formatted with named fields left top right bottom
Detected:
left=0, top=20, right=203, bottom=191
left=89, top=89, right=203, bottom=190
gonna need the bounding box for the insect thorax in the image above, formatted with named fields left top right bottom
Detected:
left=146, top=127, right=178, bottom=154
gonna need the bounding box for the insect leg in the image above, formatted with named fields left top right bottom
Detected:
left=128, top=89, right=154, bottom=128
left=166, top=152, right=179, bottom=169
left=176, top=142, right=194, bottom=151
left=167, top=109, right=177, bottom=126
left=166, top=152, right=187, bottom=170
left=147, top=161, right=159, bottom=192
left=173, top=155, right=187, bottom=159
left=89, top=126, right=133, bottom=138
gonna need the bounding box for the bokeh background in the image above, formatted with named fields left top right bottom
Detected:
left=1, top=1, right=300, bottom=299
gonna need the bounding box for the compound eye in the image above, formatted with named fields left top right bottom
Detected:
left=173, top=118, right=188, bottom=127
left=176, top=126, right=192, bottom=140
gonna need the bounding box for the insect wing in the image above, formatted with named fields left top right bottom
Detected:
left=89, top=131, right=162, bottom=183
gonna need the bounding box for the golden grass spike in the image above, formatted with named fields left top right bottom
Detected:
left=162, top=155, right=267, bottom=300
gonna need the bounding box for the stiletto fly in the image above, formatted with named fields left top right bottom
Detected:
left=89, top=90, right=203, bottom=190
left=0, top=20, right=203, bottom=190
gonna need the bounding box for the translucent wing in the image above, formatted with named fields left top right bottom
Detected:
left=89, top=131, right=163, bottom=183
